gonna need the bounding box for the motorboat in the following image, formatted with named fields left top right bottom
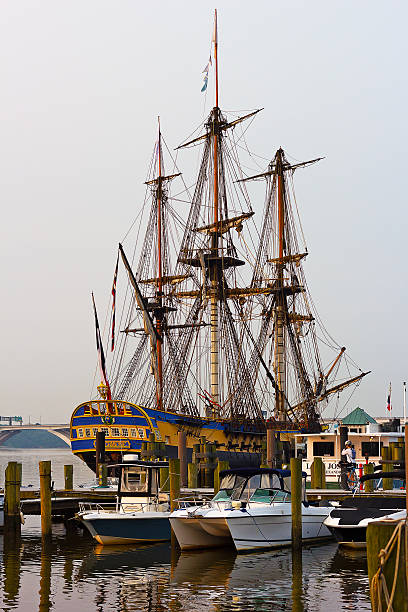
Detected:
left=170, top=467, right=332, bottom=552
left=323, top=470, right=406, bottom=548
left=77, top=459, right=171, bottom=545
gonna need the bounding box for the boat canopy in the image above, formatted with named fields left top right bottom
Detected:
left=218, top=467, right=307, bottom=501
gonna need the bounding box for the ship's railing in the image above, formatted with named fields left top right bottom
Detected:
left=173, top=495, right=226, bottom=511
left=78, top=500, right=169, bottom=514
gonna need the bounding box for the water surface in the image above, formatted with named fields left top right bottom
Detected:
left=0, top=449, right=371, bottom=611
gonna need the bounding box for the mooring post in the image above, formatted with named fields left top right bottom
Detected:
left=187, top=462, right=198, bottom=489
left=39, top=461, right=52, bottom=537
left=98, top=463, right=107, bottom=487
left=160, top=465, right=170, bottom=492
left=266, top=428, right=275, bottom=468
left=64, top=465, right=73, bottom=490
left=169, top=458, right=180, bottom=511
left=363, top=463, right=374, bottom=493
left=367, top=520, right=407, bottom=611
left=4, top=461, right=21, bottom=532
left=192, top=442, right=201, bottom=486
left=214, top=460, right=229, bottom=494
left=381, top=446, right=393, bottom=490
left=169, top=458, right=181, bottom=549
left=391, top=441, right=404, bottom=464
left=178, top=431, right=187, bottom=488
left=311, top=457, right=325, bottom=489
left=204, top=443, right=216, bottom=488
left=290, top=457, right=302, bottom=550
left=95, top=431, right=106, bottom=476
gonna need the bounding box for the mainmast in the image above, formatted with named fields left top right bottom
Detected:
left=156, top=119, right=164, bottom=411
left=210, top=9, right=220, bottom=408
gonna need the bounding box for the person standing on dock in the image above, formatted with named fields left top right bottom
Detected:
left=341, top=440, right=354, bottom=463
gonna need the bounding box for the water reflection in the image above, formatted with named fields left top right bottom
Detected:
left=39, top=538, right=51, bottom=612
left=291, top=548, right=303, bottom=612
left=0, top=519, right=371, bottom=612
left=3, top=528, right=22, bottom=607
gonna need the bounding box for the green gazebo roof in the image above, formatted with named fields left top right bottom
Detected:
left=341, top=406, right=376, bottom=425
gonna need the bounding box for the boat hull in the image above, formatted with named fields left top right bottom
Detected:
left=70, top=400, right=266, bottom=472
left=170, top=512, right=233, bottom=550
left=226, top=505, right=332, bottom=552
left=79, top=512, right=171, bottom=545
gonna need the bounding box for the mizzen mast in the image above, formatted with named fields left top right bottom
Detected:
left=274, top=148, right=286, bottom=421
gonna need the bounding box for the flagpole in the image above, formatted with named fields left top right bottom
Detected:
left=214, top=8, right=218, bottom=108
left=403, top=381, right=406, bottom=425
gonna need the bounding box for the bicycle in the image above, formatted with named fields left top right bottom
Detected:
left=337, top=461, right=358, bottom=490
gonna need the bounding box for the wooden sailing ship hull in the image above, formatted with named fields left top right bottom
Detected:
left=70, top=400, right=265, bottom=472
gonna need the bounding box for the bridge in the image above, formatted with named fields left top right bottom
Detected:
left=0, top=424, right=70, bottom=445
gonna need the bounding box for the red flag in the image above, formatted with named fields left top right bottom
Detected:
left=386, top=382, right=392, bottom=412
left=92, top=293, right=111, bottom=400
left=111, top=253, right=119, bottom=351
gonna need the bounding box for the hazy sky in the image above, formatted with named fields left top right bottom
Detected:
left=1, top=1, right=407, bottom=424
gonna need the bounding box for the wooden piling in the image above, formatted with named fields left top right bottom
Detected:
left=391, top=442, right=404, bottom=463
left=169, top=458, right=180, bottom=512
left=266, top=428, right=275, bottom=468
left=290, top=457, right=302, bottom=550
left=364, top=463, right=374, bottom=493
left=39, top=461, right=52, bottom=537
left=178, top=431, right=187, bottom=488
left=311, top=457, right=325, bottom=489
left=4, top=462, right=20, bottom=518
left=192, top=443, right=201, bottom=486
left=98, top=463, right=107, bottom=487
left=4, top=462, right=22, bottom=533
left=95, top=431, right=106, bottom=475
left=188, top=463, right=198, bottom=489
left=160, top=465, right=170, bottom=492
left=64, top=465, right=73, bottom=490
left=214, top=460, right=229, bottom=494
left=381, top=446, right=393, bottom=490
left=367, top=520, right=407, bottom=611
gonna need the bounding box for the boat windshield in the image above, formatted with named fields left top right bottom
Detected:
left=215, top=475, right=247, bottom=501
left=250, top=488, right=291, bottom=504
left=232, top=475, right=261, bottom=501
left=121, top=467, right=149, bottom=493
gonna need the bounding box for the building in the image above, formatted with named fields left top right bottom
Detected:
left=295, top=407, right=404, bottom=481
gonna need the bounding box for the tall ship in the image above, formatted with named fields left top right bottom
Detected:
left=70, top=12, right=368, bottom=472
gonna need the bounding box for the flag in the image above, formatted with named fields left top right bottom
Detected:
left=201, top=56, right=212, bottom=92
left=111, top=252, right=119, bottom=351
left=387, top=382, right=392, bottom=412
left=92, top=292, right=111, bottom=400
left=212, top=9, right=218, bottom=44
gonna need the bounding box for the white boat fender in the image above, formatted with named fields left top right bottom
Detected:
left=20, top=511, right=25, bottom=525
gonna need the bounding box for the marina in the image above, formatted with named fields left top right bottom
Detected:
left=1, top=2, right=407, bottom=611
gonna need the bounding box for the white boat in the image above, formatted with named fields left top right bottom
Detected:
left=323, top=473, right=406, bottom=549
left=170, top=467, right=332, bottom=552
left=77, top=460, right=171, bottom=545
